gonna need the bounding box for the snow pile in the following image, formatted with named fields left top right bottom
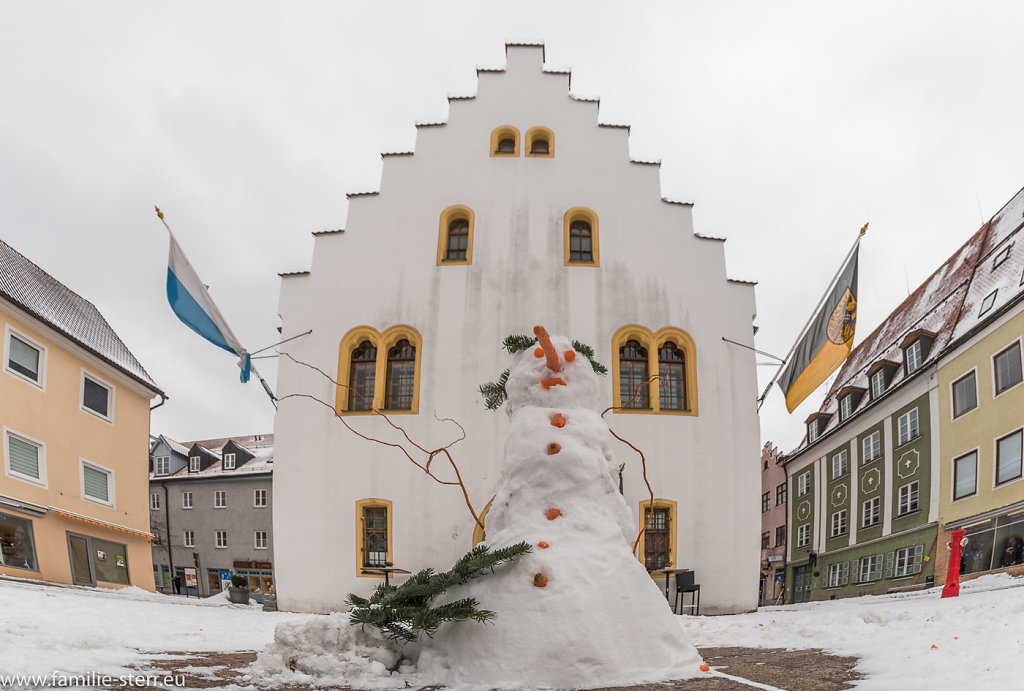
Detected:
left=678, top=572, right=1024, bottom=689
left=247, top=612, right=416, bottom=689
left=421, top=331, right=702, bottom=688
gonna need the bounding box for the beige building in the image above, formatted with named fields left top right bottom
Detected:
left=1, top=240, right=163, bottom=589
left=935, top=186, right=1024, bottom=583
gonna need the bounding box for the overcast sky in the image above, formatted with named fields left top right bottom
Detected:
left=2, top=1, right=1023, bottom=453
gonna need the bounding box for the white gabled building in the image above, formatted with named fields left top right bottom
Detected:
left=273, top=44, right=760, bottom=615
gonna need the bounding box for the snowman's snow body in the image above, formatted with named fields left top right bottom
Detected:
left=428, top=331, right=701, bottom=689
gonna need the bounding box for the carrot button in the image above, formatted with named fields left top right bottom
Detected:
left=546, top=508, right=562, bottom=520
left=537, top=541, right=550, bottom=549
left=546, top=443, right=561, bottom=455
left=534, top=347, right=544, bottom=358
left=533, top=573, right=548, bottom=588
left=564, top=350, right=576, bottom=361
left=550, top=413, right=566, bottom=428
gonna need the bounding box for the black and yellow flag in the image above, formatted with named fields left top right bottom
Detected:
left=777, top=243, right=860, bottom=413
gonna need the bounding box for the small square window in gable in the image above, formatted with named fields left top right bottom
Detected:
left=979, top=289, right=998, bottom=317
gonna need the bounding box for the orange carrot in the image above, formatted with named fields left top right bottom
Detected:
left=546, top=442, right=561, bottom=455
left=534, top=347, right=544, bottom=358
left=533, top=572, right=548, bottom=587
left=564, top=350, right=576, bottom=361
left=550, top=413, right=566, bottom=428
left=541, top=377, right=566, bottom=389
left=533, top=325, right=561, bottom=372
left=537, top=541, right=550, bottom=549
left=546, top=508, right=561, bottom=520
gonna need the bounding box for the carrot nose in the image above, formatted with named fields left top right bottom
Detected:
left=533, top=325, right=561, bottom=373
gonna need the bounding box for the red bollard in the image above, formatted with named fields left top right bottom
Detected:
left=941, top=529, right=967, bottom=598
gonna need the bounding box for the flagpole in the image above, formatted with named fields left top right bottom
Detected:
left=756, top=223, right=867, bottom=411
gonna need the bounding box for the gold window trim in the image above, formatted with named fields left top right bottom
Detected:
left=436, top=205, right=475, bottom=266
left=637, top=498, right=678, bottom=571
left=355, top=498, right=393, bottom=579
left=489, top=126, right=520, bottom=157
left=611, top=325, right=698, bottom=415
left=336, top=325, right=422, bottom=415
left=563, top=207, right=600, bottom=267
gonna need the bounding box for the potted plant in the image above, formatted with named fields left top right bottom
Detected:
left=228, top=574, right=250, bottom=604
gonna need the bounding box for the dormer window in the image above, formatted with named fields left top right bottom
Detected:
left=836, top=386, right=866, bottom=423
left=223, top=453, right=236, bottom=470
left=901, top=330, right=936, bottom=376
left=867, top=360, right=899, bottom=400
left=155, top=456, right=169, bottom=476
left=189, top=455, right=200, bottom=472
left=905, top=340, right=923, bottom=374
left=806, top=412, right=831, bottom=443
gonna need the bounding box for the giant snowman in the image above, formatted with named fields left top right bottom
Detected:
left=425, top=326, right=702, bottom=689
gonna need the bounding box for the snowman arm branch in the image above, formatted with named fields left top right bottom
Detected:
left=602, top=375, right=661, bottom=557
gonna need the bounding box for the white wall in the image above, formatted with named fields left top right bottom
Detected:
left=273, top=45, right=760, bottom=614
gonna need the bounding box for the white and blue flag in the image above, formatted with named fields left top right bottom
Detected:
left=158, top=207, right=252, bottom=383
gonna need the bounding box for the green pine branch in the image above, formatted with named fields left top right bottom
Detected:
left=347, top=542, right=531, bottom=643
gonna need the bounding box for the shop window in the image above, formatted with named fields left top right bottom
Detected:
left=236, top=569, right=273, bottom=601
left=489, top=126, right=520, bottom=156
left=996, top=429, right=1023, bottom=486
left=525, top=126, right=554, bottom=157
left=356, top=498, right=393, bottom=577
left=612, top=326, right=698, bottom=415
left=337, top=327, right=422, bottom=415
left=207, top=569, right=223, bottom=593
left=4, top=326, right=46, bottom=388
left=563, top=207, right=599, bottom=266
left=80, top=370, right=114, bottom=422
left=436, top=205, right=475, bottom=265
left=638, top=499, right=676, bottom=571
left=81, top=460, right=114, bottom=507
left=994, top=341, right=1023, bottom=395
left=0, top=512, right=38, bottom=571
left=954, top=450, right=977, bottom=500
left=91, top=536, right=130, bottom=585
left=3, top=428, right=46, bottom=488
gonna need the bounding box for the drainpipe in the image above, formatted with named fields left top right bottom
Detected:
left=162, top=482, right=174, bottom=592
left=150, top=393, right=167, bottom=411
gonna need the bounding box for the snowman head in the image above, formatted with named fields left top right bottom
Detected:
left=504, top=325, right=601, bottom=414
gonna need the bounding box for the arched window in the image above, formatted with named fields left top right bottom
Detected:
left=638, top=499, right=677, bottom=571
left=437, top=205, right=475, bottom=265
left=525, top=126, right=554, bottom=157
left=569, top=221, right=593, bottom=263
left=489, top=126, right=520, bottom=157
left=619, top=340, right=650, bottom=409
left=385, top=339, right=416, bottom=410
left=348, top=341, right=377, bottom=411
left=612, top=325, right=698, bottom=415
left=337, top=326, right=422, bottom=414
left=563, top=207, right=600, bottom=266
left=658, top=342, right=686, bottom=411
left=355, top=498, right=393, bottom=578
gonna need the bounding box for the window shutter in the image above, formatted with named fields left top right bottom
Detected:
left=840, top=562, right=850, bottom=586
left=873, top=554, right=883, bottom=581
left=912, top=544, right=924, bottom=574
left=83, top=465, right=109, bottom=501
left=851, top=559, right=861, bottom=584
left=884, top=551, right=894, bottom=579
left=8, top=435, right=40, bottom=479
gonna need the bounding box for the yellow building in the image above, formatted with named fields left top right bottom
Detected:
left=935, top=187, right=1024, bottom=583
left=0, top=240, right=163, bottom=590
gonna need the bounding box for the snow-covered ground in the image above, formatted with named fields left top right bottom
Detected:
left=1, top=572, right=1021, bottom=689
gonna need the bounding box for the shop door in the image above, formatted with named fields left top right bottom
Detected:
left=792, top=565, right=812, bottom=604
left=67, top=534, right=95, bottom=586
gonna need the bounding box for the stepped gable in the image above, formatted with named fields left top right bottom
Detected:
left=0, top=239, right=161, bottom=393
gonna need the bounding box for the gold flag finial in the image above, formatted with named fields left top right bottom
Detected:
left=860, top=222, right=869, bottom=236
left=155, top=205, right=164, bottom=220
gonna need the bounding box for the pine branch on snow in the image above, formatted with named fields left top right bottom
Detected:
left=346, top=542, right=531, bottom=642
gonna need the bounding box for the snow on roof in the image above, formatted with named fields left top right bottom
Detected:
left=158, top=435, right=191, bottom=457
left=0, top=240, right=161, bottom=393
left=151, top=434, right=274, bottom=480
left=788, top=219, right=992, bottom=455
